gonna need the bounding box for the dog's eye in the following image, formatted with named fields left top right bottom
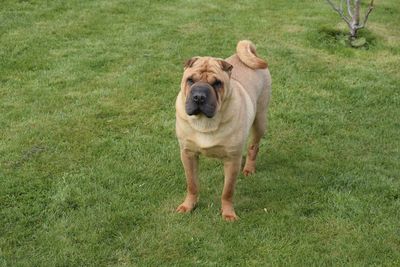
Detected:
left=212, top=80, right=223, bottom=89
left=187, top=78, right=194, bottom=86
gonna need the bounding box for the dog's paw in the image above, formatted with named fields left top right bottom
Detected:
left=242, top=166, right=255, bottom=176
left=221, top=204, right=239, bottom=222
left=243, top=158, right=256, bottom=176
left=222, top=211, right=239, bottom=222
left=176, top=202, right=196, bottom=213
left=176, top=204, right=190, bottom=213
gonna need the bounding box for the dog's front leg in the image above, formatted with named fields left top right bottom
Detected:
left=221, top=157, right=241, bottom=221
left=176, top=149, right=199, bottom=213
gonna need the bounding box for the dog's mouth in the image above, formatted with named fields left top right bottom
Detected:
left=185, top=84, right=218, bottom=118
left=185, top=101, right=216, bottom=118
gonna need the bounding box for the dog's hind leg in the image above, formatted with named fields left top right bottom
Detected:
left=243, top=86, right=270, bottom=176
left=243, top=113, right=265, bottom=176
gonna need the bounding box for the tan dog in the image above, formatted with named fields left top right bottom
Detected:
left=175, top=40, right=271, bottom=221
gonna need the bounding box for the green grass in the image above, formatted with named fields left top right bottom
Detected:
left=1, top=0, right=399, bottom=265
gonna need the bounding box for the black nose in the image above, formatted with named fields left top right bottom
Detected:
left=192, top=92, right=206, bottom=104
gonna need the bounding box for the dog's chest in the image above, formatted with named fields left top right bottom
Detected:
left=183, top=131, right=243, bottom=158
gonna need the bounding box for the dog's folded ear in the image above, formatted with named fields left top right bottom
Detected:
left=218, top=60, right=233, bottom=75
left=184, top=57, right=199, bottom=69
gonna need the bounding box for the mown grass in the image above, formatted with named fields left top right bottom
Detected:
left=1, top=0, right=399, bottom=266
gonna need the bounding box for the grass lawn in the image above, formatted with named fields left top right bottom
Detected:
left=1, top=0, right=399, bottom=265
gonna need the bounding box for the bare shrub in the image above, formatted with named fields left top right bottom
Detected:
left=326, top=0, right=374, bottom=42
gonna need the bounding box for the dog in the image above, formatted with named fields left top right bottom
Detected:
left=175, top=40, right=271, bottom=221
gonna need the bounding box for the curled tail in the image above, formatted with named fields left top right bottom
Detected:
left=236, top=40, right=268, bottom=69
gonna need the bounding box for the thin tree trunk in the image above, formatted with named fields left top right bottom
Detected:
left=351, top=0, right=361, bottom=39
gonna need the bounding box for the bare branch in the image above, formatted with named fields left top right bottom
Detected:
left=326, top=0, right=340, bottom=12
left=326, top=0, right=352, bottom=27
left=354, top=0, right=374, bottom=29
left=340, top=0, right=343, bottom=14
left=354, top=0, right=361, bottom=26
left=362, top=0, right=374, bottom=27
left=346, top=0, right=353, bottom=17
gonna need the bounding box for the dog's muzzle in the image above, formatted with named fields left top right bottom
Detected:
left=185, top=83, right=217, bottom=118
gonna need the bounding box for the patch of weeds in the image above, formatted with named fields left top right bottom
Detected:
left=308, top=26, right=377, bottom=51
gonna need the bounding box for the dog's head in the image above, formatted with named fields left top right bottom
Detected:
left=180, top=57, right=233, bottom=118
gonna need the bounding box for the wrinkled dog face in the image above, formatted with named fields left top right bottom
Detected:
left=181, top=57, right=232, bottom=118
